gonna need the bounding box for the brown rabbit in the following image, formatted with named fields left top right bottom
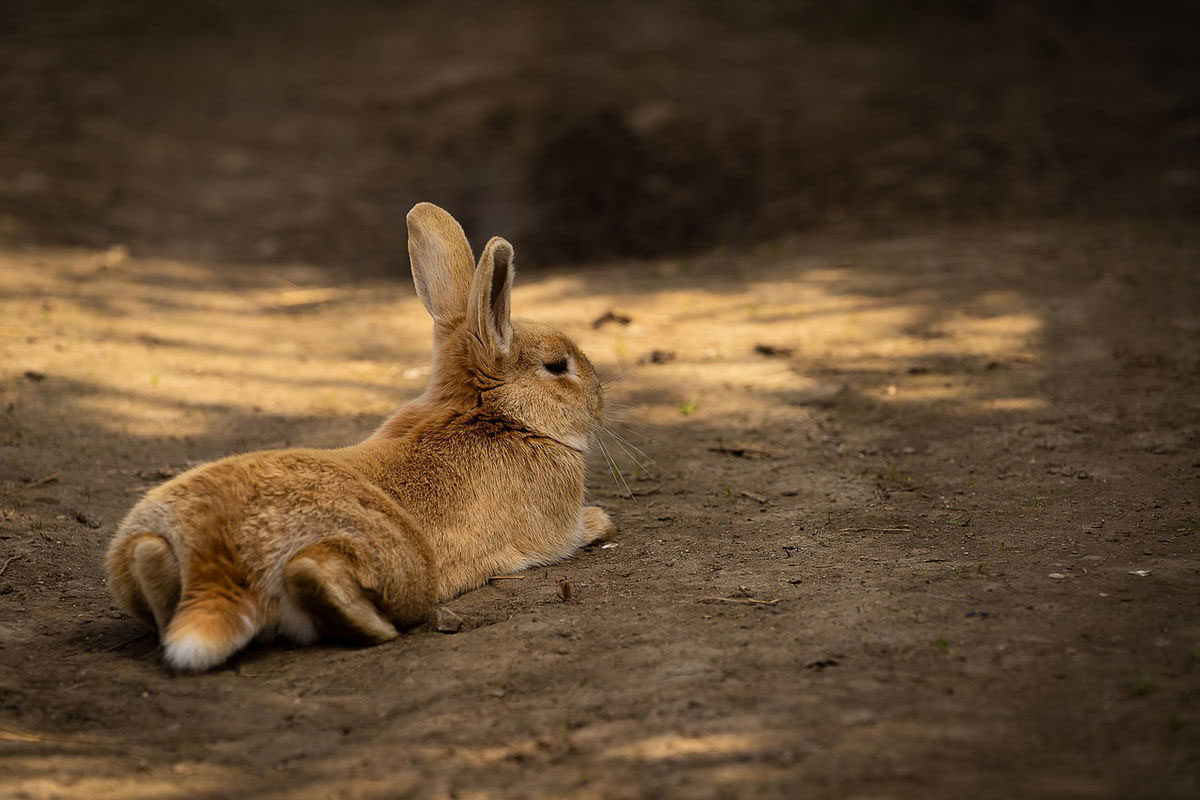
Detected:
left=105, top=203, right=614, bottom=671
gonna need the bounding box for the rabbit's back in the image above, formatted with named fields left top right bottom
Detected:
left=117, top=450, right=421, bottom=568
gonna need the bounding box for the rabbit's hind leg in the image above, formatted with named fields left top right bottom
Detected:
left=130, top=534, right=182, bottom=632
left=284, top=540, right=401, bottom=645
left=107, top=531, right=180, bottom=631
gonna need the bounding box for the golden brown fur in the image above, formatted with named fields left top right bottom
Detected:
left=105, top=203, right=613, bottom=671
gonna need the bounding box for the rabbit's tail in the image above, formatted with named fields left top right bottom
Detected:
left=163, top=575, right=259, bottom=672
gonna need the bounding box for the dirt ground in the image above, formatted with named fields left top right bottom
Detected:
left=1, top=1, right=1199, bottom=797
left=1, top=219, right=1198, bottom=798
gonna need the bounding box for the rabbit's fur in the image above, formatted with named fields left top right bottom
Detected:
left=105, top=203, right=613, bottom=671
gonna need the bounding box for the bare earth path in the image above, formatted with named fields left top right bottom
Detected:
left=1, top=220, right=1198, bottom=798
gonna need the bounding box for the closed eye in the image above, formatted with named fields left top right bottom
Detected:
left=543, top=357, right=569, bottom=375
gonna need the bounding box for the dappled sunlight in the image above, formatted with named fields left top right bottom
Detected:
left=1, top=230, right=1055, bottom=453
left=521, top=236, right=1052, bottom=447
left=0, top=743, right=250, bottom=800
left=601, top=731, right=776, bottom=761
left=2, top=247, right=433, bottom=441
left=0, top=232, right=1067, bottom=512
left=71, top=391, right=215, bottom=439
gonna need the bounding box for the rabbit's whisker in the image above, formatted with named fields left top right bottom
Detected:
left=596, top=436, right=634, bottom=502
left=606, top=419, right=660, bottom=439
left=604, top=428, right=662, bottom=479
left=605, top=411, right=666, bottom=430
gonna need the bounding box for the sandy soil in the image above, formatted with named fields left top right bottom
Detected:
left=1, top=219, right=1197, bottom=798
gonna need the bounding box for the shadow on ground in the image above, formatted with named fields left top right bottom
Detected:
left=1, top=1, right=1196, bottom=268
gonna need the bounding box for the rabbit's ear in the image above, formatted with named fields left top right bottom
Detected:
left=467, top=236, right=515, bottom=359
left=406, top=203, right=475, bottom=324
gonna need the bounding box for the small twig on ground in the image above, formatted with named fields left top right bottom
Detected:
left=591, top=309, right=632, bottom=329
left=486, top=575, right=526, bottom=582
left=0, top=727, right=125, bottom=747
left=841, top=526, right=913, bottom=533
left=22, top=472, right=60, bottom=490
left=707, top=445, right=778, bottom=459
left=701, top=596, right=781, bottom=606
left=0, top=554, right=22, bottom=577
left=754, top=343, right=796, bottom=358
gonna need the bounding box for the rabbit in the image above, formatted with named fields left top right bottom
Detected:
left=105, top=202, right=614, bottom=672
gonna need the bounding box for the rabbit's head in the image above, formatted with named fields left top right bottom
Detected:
left=406, top=203, right=604, bottom=452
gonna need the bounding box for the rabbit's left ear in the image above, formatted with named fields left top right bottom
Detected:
left=406, top=202, right=475, bottom=331
left=467, top=237, right=514, bottom=359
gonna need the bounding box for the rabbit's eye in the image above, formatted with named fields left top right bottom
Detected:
left=543, top=357, right=569, bottom=375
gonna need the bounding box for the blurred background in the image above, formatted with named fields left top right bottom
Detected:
left=1, top=0, right=1196, bottom=272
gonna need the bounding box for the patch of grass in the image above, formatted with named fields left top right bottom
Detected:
left=1130, top=677, right=1156, bottom=697
left=678, top=398, right=698, bottom=416
left=935, top=637, right=950, bottom=654
left=945, top=506, right=971, bottom=527
left=1021, top=497, right=1044, bottom=508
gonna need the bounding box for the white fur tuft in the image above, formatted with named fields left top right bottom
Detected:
left=163, top=613, right=256, bottom=672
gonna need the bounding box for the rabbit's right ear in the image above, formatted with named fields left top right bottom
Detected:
left=406, top=203, right=475, bottom=329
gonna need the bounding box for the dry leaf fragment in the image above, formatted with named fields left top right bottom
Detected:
left=557, top=578, right=574, bottom=603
